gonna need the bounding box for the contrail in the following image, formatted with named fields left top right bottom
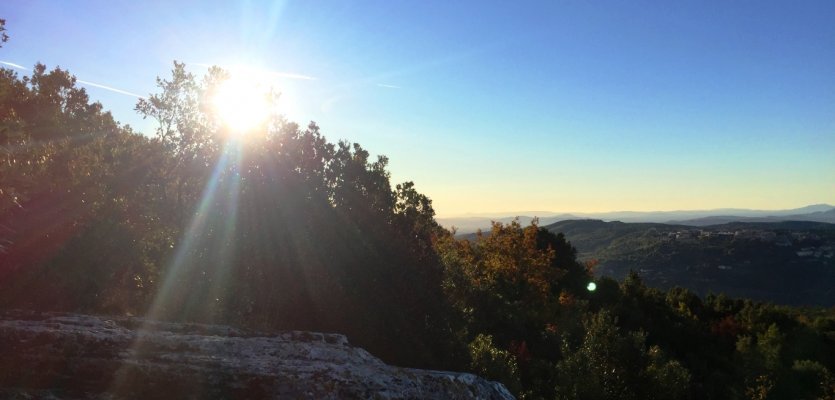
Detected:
left=269, top=71, right=316, bottom=81
left=2, top=60, right=144, bottom=98
left=76, top=79, right=144, bottom=98
left=192, top=62, right=317, bottom=81
left=0, top=60, right=26, bottom=70
left=376, top=83, right=401, bottom=89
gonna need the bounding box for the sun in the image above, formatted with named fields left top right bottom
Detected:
left=211, top=77, right=272, bottom=136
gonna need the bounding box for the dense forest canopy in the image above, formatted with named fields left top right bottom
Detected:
left=0, top=23, right=834, bottom=399
left=0, top=58, right=451, bottom=366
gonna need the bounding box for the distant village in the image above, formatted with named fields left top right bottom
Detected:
left=657, top=228, right=834, bottom=260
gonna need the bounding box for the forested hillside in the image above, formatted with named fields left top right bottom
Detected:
left=542, top=220, right=835, bottom=306
left=1, top=21, right=834, bottom=398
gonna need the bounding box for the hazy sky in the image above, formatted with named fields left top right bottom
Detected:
left=2, top=1, right=833, bottom=216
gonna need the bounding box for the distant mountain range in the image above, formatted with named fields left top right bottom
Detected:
left=438, top=204, right=835, bottom=234
left=668, top=208, right=835, bottom=226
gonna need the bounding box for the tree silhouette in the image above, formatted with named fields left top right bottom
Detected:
left=0, top=19, right=8, bottom=47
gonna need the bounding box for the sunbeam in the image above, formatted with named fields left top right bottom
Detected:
left=144, top=140, right=243, bottom=321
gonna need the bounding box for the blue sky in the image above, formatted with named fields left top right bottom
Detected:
left=2, top=1, right=833, bottom=216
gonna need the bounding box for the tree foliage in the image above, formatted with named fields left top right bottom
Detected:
left=0, top=59, right=448, bottom=366
left=0, top=19, right=8, bottom=47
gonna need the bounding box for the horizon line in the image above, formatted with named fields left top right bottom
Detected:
left=435, top=203, right=835, bottom=219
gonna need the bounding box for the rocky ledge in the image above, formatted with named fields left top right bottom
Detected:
left=0, top=311, right=513, bottom=399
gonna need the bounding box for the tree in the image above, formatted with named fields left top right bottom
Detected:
left=0, top=62, right=168, bottom=314
left=0, top=18, right=8, bottom=47
left=468, top=334, right=522, bottom=396
left=555, top=310, right=691, bottom=400
left=435, top=220, right=599, bottom=396
left=134, top=62, right=458, bottom=367
left=437, top=220, right=563, bottom=340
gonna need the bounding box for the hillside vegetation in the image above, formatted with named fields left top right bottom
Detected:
left=543, top=220, right=835, bottom=306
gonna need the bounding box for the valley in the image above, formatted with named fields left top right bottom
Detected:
left=542, top=219, right=835, bottom=306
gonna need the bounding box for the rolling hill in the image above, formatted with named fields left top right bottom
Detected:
left=540, top=219, right=835, bottom=306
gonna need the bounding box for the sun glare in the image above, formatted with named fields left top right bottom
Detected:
left=211, top=77, right=272, bottom=137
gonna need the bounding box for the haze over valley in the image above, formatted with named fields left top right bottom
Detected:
left=439, top=204, right=835, bottom=234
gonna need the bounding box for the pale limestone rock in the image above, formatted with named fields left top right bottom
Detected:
left=0, top=311, right=514, bottom=399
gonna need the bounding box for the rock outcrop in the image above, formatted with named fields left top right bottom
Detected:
left=0, top=310, right=513, bottom=399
